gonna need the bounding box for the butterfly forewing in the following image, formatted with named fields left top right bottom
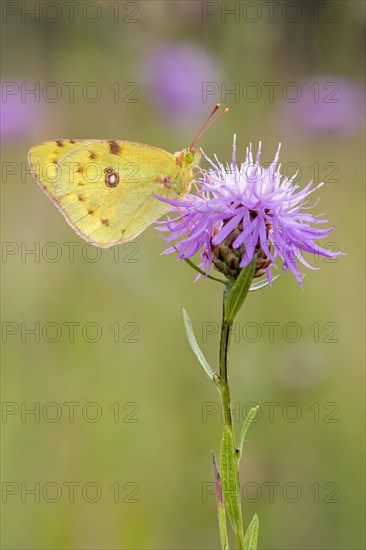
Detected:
left=28, top=140, right=91, bottom=199
left=29, top=139, right=190, bottom=247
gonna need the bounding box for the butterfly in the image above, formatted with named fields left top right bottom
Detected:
left=28, top=104, right=228, bottom=248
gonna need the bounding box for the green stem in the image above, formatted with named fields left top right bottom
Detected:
left=219, top=284, right=245, bottom=549
left=219, top=319, right=233, bottom=429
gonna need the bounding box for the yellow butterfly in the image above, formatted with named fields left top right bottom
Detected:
left=28, top=105, right=228, bottom=248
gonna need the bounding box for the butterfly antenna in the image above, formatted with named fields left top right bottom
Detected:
left=189, top=104, right=220, bottom=149
left=189, top=104, right=229, bottom=150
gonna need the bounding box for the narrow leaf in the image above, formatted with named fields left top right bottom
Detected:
left=182, top=308, right=214, bottom=382
left=249, top=275, right=280, bottom=292
left=238, top=406, right=259, bottom=461
left=220, top=426, right=242, bottom=533
left=244, top=514, right=259, bottom=550
left=224, top=259, right=256, bottom=323
left=182, top=257, right=226, bottom=285
left=212, top=452, right=230, bottom=550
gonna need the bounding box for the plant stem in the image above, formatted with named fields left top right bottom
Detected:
left=219, top=319, right=233, bottom=429
left=219, top=285, right=245, bottom=549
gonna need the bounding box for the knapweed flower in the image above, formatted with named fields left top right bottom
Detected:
left=1, top=81, right=44, bottom=141
left=144, top=43, right=221, bottom=125
left=157, top=136, right=342, bottom=287
left=280, top=77, right=364, bottom=138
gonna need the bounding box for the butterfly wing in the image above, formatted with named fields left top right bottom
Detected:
left=28, top=139, right=89, bottom=200
left=28, top=139, right=190, bottom=247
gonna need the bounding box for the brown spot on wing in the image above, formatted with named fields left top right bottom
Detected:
left=69, top=140, right=76, bottom=143
left=158, top=176, right=172, bottom=188
left=101, top=219, right=110, bottom=226
left=88, top=209, right=94, bottom=215
left=76, top=165, right=84, bottom=173
left=89, top=151, right=96, bottom=160
left=108, top=141, right=121, bottom=155
left=78, top=194, right=84, bottom=201
left=104, top=167, right=119, bottom=188
left=56, top=140, right=65, bottom=147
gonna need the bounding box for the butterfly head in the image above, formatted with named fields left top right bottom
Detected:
left=174, top=147, right=202, bottom=168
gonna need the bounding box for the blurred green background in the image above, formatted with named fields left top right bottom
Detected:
left=1, top=1, right=364, bottom=548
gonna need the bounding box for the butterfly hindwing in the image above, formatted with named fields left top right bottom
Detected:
left=29, top=140, right=190, bottom=247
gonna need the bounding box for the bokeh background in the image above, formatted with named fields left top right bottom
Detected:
left=1, top=1, right=365, bottom=549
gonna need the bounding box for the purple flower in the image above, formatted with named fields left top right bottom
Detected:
left=1, top=81, right=44, bottom=141
left=280, top=77, right=364, bottom=138
left=144, top=43, right=221, bottom=124
left=157, top=137, right=342, bottom=287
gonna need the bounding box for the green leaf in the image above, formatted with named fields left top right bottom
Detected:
left=212, top=452, right=230, bottom=549
left=182, top=308, right=215, bottom=382
left=238, top=406, right=259, bottom=461
left=249, top=275, right=280, bottom=292
left=224, top=258, right=256, bottom=323
left=220, top=426, right=242, bottom=534
left=182, top=257, right=226, bottom=285
left=244, top=514, right=259, bottom=550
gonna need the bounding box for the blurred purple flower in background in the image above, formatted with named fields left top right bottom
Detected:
left=144, top=43, right=221, bottom=124
left=280, top=77, right=364, bottom=138
left=1, top=81, right=44, bottom=141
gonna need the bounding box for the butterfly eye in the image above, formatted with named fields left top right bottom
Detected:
left=183, top=151, right=194, bottom=164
